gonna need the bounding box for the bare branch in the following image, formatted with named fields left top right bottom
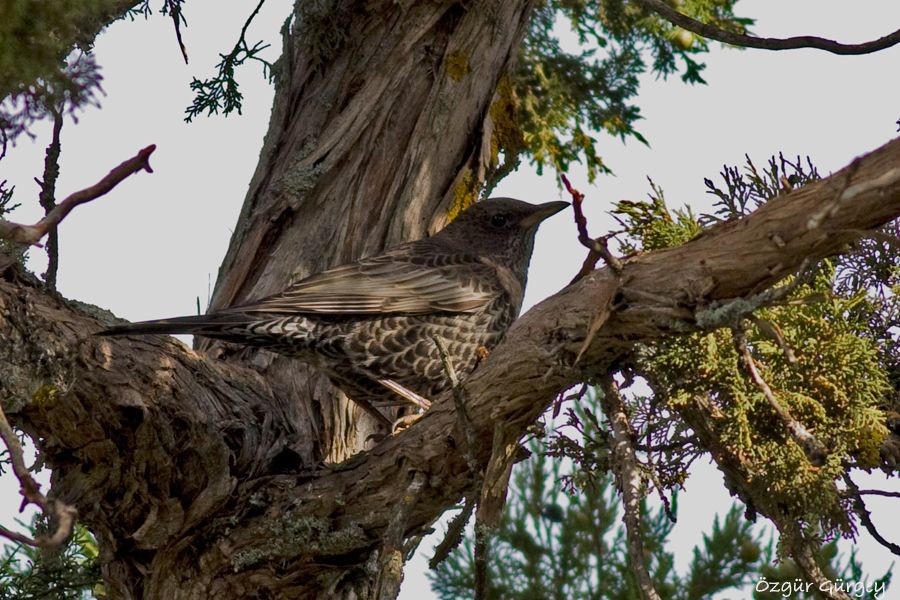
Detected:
left=843, top=474, right=900, bottom=556
left=37, top=108, right=64, bottom=288
left=636, top=0, right=900, bottom=55
left=748, top=315, right=797, bottom=364
left=0, top=144, right=156, bottom=246
left=429, top=495, right=476, bottom=569
left=377, top=378, right=432, bottom=411
left=857, top=488, right=900, bottom=499
left=598, top=375, right=661, bottom=600
left=165, top=0, right=189, bottom=64
left=561, top=173, right=624, bottom=281
left=0, top=398, right=76, bottom=549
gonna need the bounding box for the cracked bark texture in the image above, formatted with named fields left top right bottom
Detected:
left=3, top=0, right=900, bottom=597
left=200, top=0, right=537, bottom=465
left=3, top=137, right=899, bottom=598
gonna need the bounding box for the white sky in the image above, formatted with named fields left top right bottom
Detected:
left=1, top=1, right=898, bottom=597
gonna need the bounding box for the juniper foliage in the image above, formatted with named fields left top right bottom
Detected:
left=0, top=516, right=101, bottom=600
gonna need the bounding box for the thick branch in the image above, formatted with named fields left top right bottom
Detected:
left=636, top=0, right=900, bottom=55
left=3, top=138, right=900, bottom=595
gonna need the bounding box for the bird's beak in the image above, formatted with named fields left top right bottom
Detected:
left=519, top=201, right=570, bottom=228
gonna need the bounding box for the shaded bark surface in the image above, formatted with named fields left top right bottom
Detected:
left=10, top=1, right=537, bottom=598
left=200, top=0, right=536, bottom=466
left=2, top=137, right=899, bottom=598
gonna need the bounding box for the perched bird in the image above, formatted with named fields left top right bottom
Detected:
left=99, top=198, right=568, bottom=426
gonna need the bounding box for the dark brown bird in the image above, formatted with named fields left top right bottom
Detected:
left=99, top=198, right=567, bottom=426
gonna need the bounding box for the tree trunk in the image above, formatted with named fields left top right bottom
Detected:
left=3, top=2, right=900, bottom=598
left=7, top=1, right=537, bottom=598
left=202, top=0, right=536, bottom=466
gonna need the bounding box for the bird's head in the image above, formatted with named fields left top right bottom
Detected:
left=438, top=197, right=569, bottom=277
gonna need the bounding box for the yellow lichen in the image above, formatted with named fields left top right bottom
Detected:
left=487, top=75, right=524, bottom=168
left=32, top=385, right=58, bottom=406
left=447, top=168, right=478, bottom=222
left=446, top=51, right=470, bottom=82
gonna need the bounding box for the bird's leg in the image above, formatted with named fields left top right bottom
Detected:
left=475, top=345, right=490, bottom=366
left=376, top=378, right=433, bottom=410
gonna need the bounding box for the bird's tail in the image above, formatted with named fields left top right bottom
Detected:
left=97, top=313, right=251, bottom=337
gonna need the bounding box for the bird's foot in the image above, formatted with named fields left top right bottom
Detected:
left=392, top=413, right=422, bottom=434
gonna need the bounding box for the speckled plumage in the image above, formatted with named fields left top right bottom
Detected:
left=100, top=198, right=568, bottom=425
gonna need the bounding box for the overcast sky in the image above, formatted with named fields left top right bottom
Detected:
left=1, top=1, right=898, bottom=597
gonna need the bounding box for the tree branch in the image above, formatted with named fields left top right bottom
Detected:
left=37, top=108, right=64, bottom=288
left=843, top=474, right=900, bottom=556
left=0, top=395, right=76, bottom=549
left=3, top=138, right=900, bottom=595
left=375, top=471, right=428, bottom=600
left=598, top=375, right=661, bottom=600
left=0, top=145, right=155, bottom=246
left=733, top=325, right=827, bottom=465
left=635, top=0, right=900, bottom=55
left=560, top=173, right=623, bottom=281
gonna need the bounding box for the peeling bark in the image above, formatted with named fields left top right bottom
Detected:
left=199, top=0, right=537, bottom=466
left=2, top=135, right=899, bottom=597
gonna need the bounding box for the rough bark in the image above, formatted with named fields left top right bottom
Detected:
left=199, top=0, right=536, bottom=466
left=2, top=136, right=899, bottom=598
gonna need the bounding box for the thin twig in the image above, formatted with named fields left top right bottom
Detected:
left=748, top=315, right=797, bottom=364
left=433, top=336, right=479, bottom=476
left=0, top=524, right=40, bottom=548
left=636, top=0, right=900, bottom=55
left=561, top=173, right=623, bottom=280
left=0, top=400, right=77, bottom=549
left=0, top=145, right=156, bottom=246
left=857, top=489, right=900, bottom=499
left=552, top=383, right=587, bottom=419
left=166, top=0, right=189, bottom=64
left=429, top=495, right=476, bottom=569
left=843, top=474, right=900, bottom=556
left=733, top=327, right=827, bottom=466
left=377, top=378, right=432, bottom=410
left=598, top=375, right=661, bottom=600
left=37, top=107, right=64, bottom=288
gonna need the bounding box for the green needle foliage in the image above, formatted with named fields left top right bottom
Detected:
left=0, top=517, right=101, bottom=599
left=617, top=153, right=896, bottom=537
left=503, top=0, right=751, bottom=182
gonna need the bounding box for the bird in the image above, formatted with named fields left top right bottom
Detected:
left=99, top=197, right=568, bottom=427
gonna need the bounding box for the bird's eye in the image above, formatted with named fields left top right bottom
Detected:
left=490, top=214, right=509, bottom=228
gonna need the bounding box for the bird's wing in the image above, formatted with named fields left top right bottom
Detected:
left=223, top=245, right=497, bottom=316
